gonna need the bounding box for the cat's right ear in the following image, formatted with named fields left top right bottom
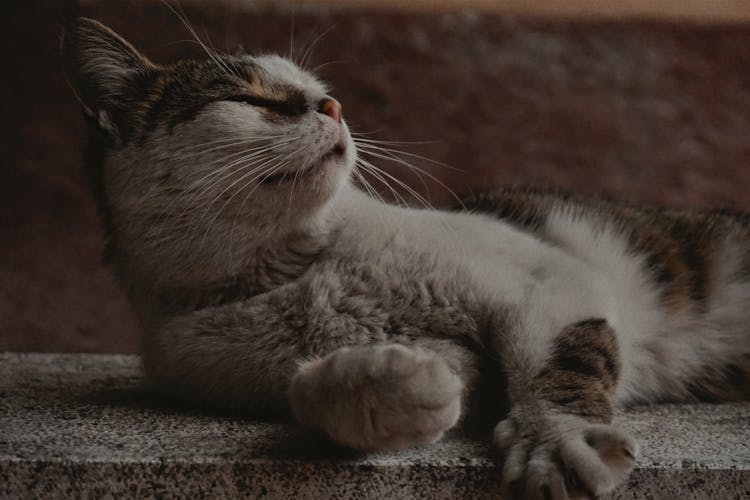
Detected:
left=62, top=18, right=154, bottom=141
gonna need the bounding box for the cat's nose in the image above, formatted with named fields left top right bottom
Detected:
left=317, top=97, right=342, bottom=123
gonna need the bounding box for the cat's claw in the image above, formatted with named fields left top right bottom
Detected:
left=495, top=407, right=638, bottom=500
left=289, top=343, right=463, bottom=451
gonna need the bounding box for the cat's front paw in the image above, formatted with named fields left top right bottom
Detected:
left=289, top=344, right=463, bottom=451
left=494, top=407, right=637, bottom=500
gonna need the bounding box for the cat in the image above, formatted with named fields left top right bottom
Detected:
left=62, top=17, right=750, bottom=499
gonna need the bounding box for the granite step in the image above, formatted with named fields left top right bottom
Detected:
left=1, top=353, right=749, bottom=498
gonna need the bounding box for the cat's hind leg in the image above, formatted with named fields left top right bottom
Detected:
left=494, top=318, right=637, bottom=499
left=289, top=343, right=465, bottom=451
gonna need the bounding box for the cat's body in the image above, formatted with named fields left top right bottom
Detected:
left=63, top=18, right=750, bottom=499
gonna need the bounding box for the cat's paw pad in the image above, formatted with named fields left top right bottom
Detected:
left=494, top=412, right=637, bottom=499
left=362, top=344, right=464, bottom=449
left=290, top=344, right=463, bottom=451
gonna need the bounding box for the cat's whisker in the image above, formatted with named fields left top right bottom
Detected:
left=269, top=145, right=313, bottom=196
left=355, top=161, right=411, bottom=210
left=348, top=129, right=384, bottom=137
left=288, top=1, right=296, bottom=64
left=153, top=139, right=299, bottom=226
left=227, top=145, right=310, bottom=250
left=192, top=160, right=281, bottom=246
left=168, top=37, right=241, bottom=76
left=357, top=145, right=433, bottom=202
left=356, top=158, right=434, bottom=211
left=160, top=157, right=276, bottom=237
left=196, top=150, right=296, bottom=231
left=178, top=138, right=300, bottom=195
left=351, top=136, right=435, bottom=147
left=179, top=158, right=273, bottom=220
left=351, top=169, right=392, bottom=229
left=363, top=165, right=418, bottom=208
left=230, top=155, right=303, bottom=263
left=179, top=134, right=277, bottom=149
left=271, top=147, right=309, bottom=198
left=352, top=168, right=385, bottom=207
left=353, top=139, right=464, bottom=207
left=355, top=144, right=465, bottom=210
left=287, top=163, right=303, bottom=214
left=310, top=59, right=348, bottom=74
left=180, top=137, right=300, bottom=182
left=357, top=167, right=405, bottom=209
left=198, top=17, right=244, bottom=77
left=207, top=156, right=299, bottom=250
left=354, top=140, right=464, bottom=173
left=234, top=162, right=290, bottom=221
left=166, top=142, right=298, bottom=232
left=228, top=156, right=294, bottom=265
left=166, top=146, right=286, bottom=191
left=186, top=154, right=283, bottom=226
left=356, top=160, right=458, bottom=240
left=160, top=0, right=239, bottom=78
left=353, top=161, right=396, bottom=203
left=299, top=26, right=335, bottom=71
left=176, top=135, right=289, bottom=158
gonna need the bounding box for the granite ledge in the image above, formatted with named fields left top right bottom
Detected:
left=1, top=353, right=749, bottom=499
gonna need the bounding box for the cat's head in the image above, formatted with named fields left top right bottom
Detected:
left=63, top=18, right=354, bottom=285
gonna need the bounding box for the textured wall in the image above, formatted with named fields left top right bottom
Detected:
left=2, top=1, right=749, bottom=352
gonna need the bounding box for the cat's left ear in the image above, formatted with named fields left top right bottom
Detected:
left=62, top=17, right=155, bottom=141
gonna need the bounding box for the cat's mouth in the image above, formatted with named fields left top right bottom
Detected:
left=258, top=144, right=346, bottom=185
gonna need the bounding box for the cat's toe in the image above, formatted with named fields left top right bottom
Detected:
left=495, top=412, right=638, bottom=500
left=578, top=424, right=639, bottom=485
left=562, top=427, right=638, bottom=497
left=499, top=437, right=564, bottom=500
left=364, top=345, right=463, bottom=449
left=493, top=416, right=518, bottom=449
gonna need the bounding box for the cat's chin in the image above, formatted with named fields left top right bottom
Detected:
left=259, top=145, right=348, bottom=186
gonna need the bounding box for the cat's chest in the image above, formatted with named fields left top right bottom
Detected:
left=336, top=204, right=547, bottom=297
left=332, top=199, right=616, bottom=324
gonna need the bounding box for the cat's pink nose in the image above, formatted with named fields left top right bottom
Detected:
left=317, top=97, right=342, bottom=123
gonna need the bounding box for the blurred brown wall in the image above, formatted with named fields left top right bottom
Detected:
left=1, top=0, right=749, bottom=353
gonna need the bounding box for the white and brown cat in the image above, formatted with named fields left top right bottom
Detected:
left=63, top=17, right=750, bottom=499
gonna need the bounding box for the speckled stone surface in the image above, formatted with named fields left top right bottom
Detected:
left=1, top=353, right=749, bottom=499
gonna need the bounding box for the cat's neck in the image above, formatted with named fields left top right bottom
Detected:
left=128, top=182, right=399, bottom=317
left=127, top=225, right=332, bottom=317
left=120, top=199, right=336, bottom=316
left=330, top=182, right=436, bottom=241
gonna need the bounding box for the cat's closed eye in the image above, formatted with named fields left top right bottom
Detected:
left=224, top=94, right=308, bottom=117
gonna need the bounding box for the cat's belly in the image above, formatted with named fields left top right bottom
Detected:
left=335, top=194, right=695, bottom=403
left=404, top=211, right=678, bottom=404
left=461, top=235, right=622, bottom=336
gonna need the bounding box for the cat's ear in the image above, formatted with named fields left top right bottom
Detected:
left=62, top=18, right=154, bottom=140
